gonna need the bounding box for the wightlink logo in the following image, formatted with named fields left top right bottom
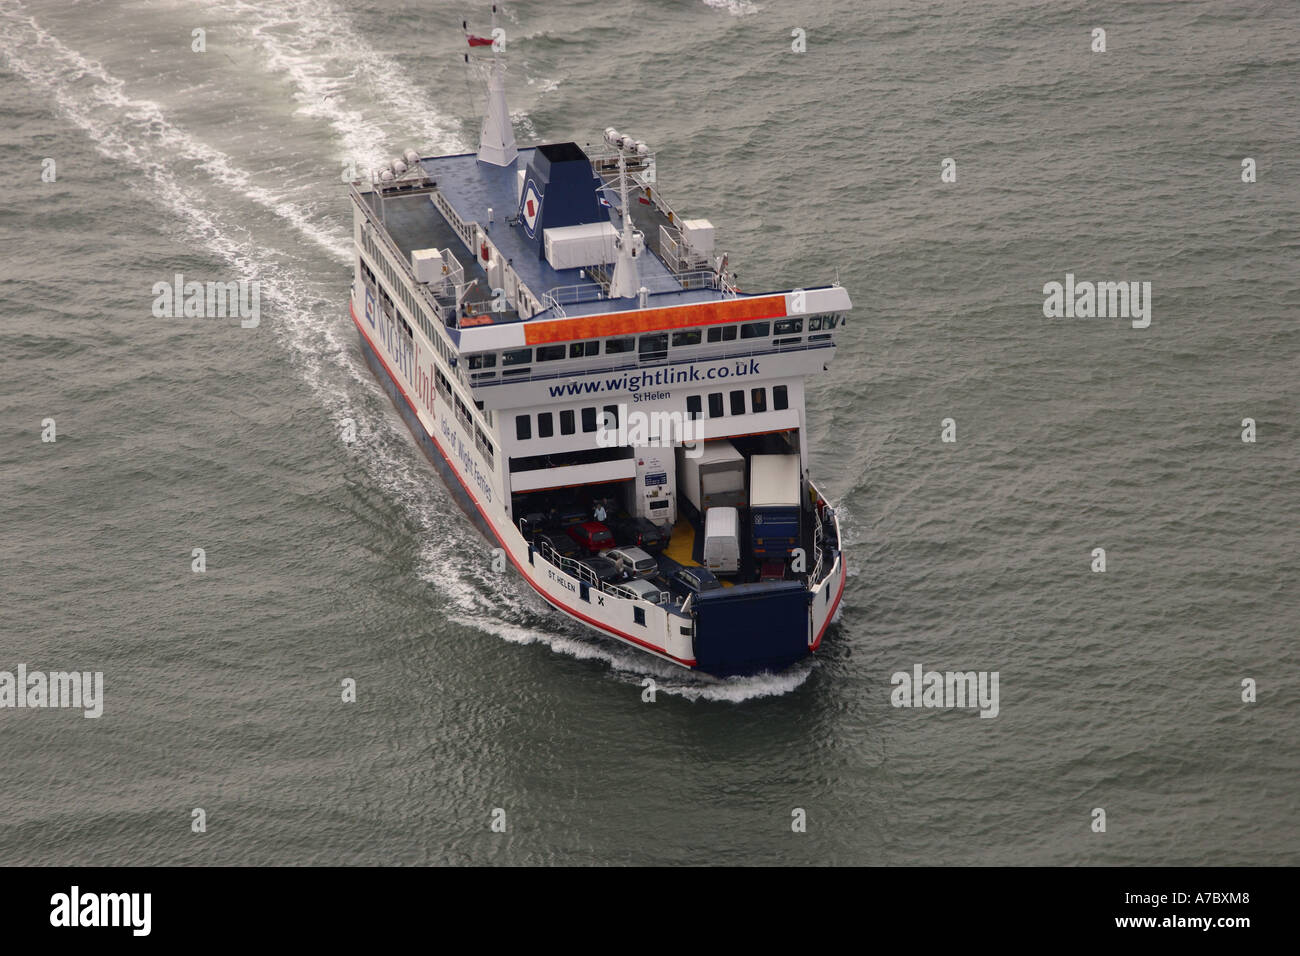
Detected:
left=0, top=665, right=103, bottom=718
left=50, top=886, right=151, bottom=936
left=890, top=665, right=999, bottom=719
left=596, top=406, right=704, bottom=458
left=152, top=272, right=260, bottom=328
left=547, top=359, right=761, bottom=398
left=1042, top=273, right=1151, bottom=329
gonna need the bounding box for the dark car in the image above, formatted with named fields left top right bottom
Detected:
left=551, top=498, right=588, bottom=527
left=567, top=520, right=615, bottom=554
left=579, top=556, right=621, bottom=584
left=535, top=532, right=580, bottom=561
left=667, top=566, right=722, bottom=600
left=518, top=512, right=550, bottom=538
left=608, top=514, right=669, bottom=554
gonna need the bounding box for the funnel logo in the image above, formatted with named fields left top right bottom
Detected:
left=520, top=180, right=541, bottom=237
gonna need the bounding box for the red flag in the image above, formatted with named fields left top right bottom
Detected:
left=637, top=196, right=651, bottom=204
left=466, top=35, right=493, bottom=47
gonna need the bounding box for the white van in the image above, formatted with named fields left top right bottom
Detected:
left=703, top=506, right=740, bottom=575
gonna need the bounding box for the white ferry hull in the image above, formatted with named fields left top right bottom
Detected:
left=350, top=291, right=846, bottom=677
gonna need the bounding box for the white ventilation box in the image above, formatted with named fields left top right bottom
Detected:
left=411, top=248, right=444, bottom=284
left=543, top=221, right=619, bottom=271
left=680, top=218, right=715, bottom=255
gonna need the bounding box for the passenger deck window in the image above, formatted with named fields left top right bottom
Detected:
left=751, top=388, right=767, bottom=413
left=537, top=345, right=566, bottom=362
left=672, top=329, right=701, bottom=347
left=501, top=348, right=532, bottom=366
left=707, top=325, right=737, bottom=342
left=774, top=318, right=803, bottom=335
left=729, top=390, right=745, bottom=415
left=606, top=336, right=635, bottom=354
left=560, top=410, right=575, bottom=435
left=708, top=392, right=724, bottom=417
left=538, top=413, right=554, bottom=438
left=740, top=321, right=770, bottom=339
left=570, top=341, right=600, bottom=358
left=639, top=333, right=668, bottom=360
left=581, top=407, right=597, bottom=432
left=515, top=415, right=531, bottom=441
left=773, top=385, right=789, bottom=410
left=686, top=395, right=702, bottom=420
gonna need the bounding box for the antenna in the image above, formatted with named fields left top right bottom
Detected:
left=604, top=127, right=647, bottom=299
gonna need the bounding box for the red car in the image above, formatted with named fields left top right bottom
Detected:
left=567, top=521, right=615, bottom=554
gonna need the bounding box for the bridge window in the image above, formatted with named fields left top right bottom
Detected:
left=707, top=325, right=737, bottom=342
left=560, top=409, right=575, bottom=435
left=729, top=390, right=745, bottom=415
left=538, top=413, right=554, bottom=438
left=751, top=388, right=767, bottom=413
left=774, top=318, right=803, bottom=335
left=740, top=321, right=770, bottom=339
left=515, top=415, right=531, bottom=441
left=826, top=314, right=841, bottom=329
left=581, top=407, right=598, bottom=432
left=773, top=385, right=789, bottom=410
left=708, top=392, right=724, bottom=417
left=672, top=329, right=701, bottom=347
left=807, top=315, right=823, bottom=331
left=468, top=353, right=496, bottom=370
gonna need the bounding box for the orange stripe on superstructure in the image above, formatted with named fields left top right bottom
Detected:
left=522, top=294, right=787, bottom=345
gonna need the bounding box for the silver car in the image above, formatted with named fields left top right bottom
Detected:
left=618, top=577, right=670, bottom=605
left=600, top=546, right=658, bottom=579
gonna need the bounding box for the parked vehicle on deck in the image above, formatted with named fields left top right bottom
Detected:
left=567, top=520, right=615, bottom=554
left=601, top=546, right=658, bottom=579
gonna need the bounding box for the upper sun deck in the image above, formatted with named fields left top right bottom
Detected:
left=351, top=137, right=745, bottom=328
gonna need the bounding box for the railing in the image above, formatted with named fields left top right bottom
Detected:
left=540, top=269, right=726, bottom=314
left=530, top=532, right=660, bottom=604
left=352, top=183, right=455, bottom=330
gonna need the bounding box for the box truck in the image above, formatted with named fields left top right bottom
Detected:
left=677, top=440, right=745, bottom=520
left=749, top=454, right=801, bottom=559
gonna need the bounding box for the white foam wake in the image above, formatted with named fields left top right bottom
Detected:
left=193, top=0, right=463, bottom=169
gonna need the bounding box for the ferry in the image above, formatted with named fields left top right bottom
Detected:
left=347, top=11, right=849, bottom=677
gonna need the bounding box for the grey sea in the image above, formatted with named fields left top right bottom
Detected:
left=1, top=0, right=1297, bottom=866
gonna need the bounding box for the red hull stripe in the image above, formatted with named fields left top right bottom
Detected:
left=350, top=300, right=697, bottom=666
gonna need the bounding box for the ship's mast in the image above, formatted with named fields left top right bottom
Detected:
left=469, top=5, right=517, bottom=167
left=604, top=127, right=645, bottom=299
